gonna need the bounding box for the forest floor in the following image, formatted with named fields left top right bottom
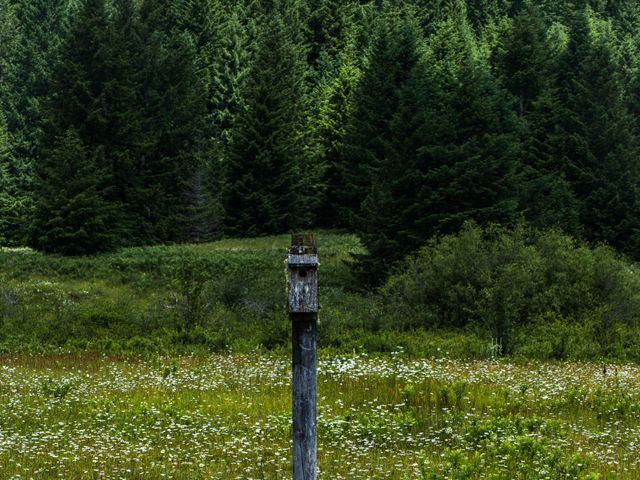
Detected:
left=0, top=353, right=637, bottom=479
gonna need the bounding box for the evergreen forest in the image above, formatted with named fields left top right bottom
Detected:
left=3, top=0, right=640, bottom=334
left=5, top=4, right=640, bottom=476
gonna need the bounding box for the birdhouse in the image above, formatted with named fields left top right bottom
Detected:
left=287, top=234, right=319, bottom=314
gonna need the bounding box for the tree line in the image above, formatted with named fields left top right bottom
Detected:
left=2, top=0, right=640, bottom=284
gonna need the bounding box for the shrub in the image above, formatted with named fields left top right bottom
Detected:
left=382, top=223, right=640, bottom=356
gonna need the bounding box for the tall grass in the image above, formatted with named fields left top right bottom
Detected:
left=2, top=227, right=640, bottom=361
left=0, top=353, right=636, bottom=478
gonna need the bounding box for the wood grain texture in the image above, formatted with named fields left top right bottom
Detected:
left=292, top=318, right=317, bottom=480
left=287, top=235, right=319, bottom=314
left=290, top=233, right=318, bottom=480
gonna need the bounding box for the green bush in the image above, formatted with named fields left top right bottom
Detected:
left=382, top=223, right=640, bottom=356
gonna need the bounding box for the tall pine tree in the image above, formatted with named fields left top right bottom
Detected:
left=494, top=2, right=582, bottom=234
left=561, top=9, right=640, bottom=256
left=0, top=0, right=66, bottom=245
left=0, top=112, right=15, bottom=246
left=31, top=129, right=117, bottom=255
left=348, top=6, right=425, bottom=283
left=335, top=5, right=421, bottom=227
left=30, top=0, right=119, bottom=254
left=415, top=9, right=524, bottom=244
left=224, top=1, right=319, bottom=236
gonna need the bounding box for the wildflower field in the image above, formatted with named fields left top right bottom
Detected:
left=0, top=353, right=638, bottom=479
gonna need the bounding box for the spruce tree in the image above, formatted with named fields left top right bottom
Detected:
left=349, top=4, right=525, bottom=285
left=224, top=1, right=317, bottom=236
left=181, top=165, right=224, bottom=243
left=348, top=7, right=425, bottom=283
left=495, top=2, right=582, bottom=234
left=208, top=2, right=257, bottom=159
left=306, top=0, right=354, bottom=65
left=31, top=129, right=117, bottom=255
left=99, top=0, right=147, bottom=241
left=30, top=0, right=119, bottom=254
left=521, top=87, right=582, bottom=235
left=336, top=5, right=421, bottom=227
left=0, top=0, right=65, bottom=245
left=0, top=113, right=15, bottom=246
left=494, top=2, right=553, bottom=117
left=561, top=10, right=640, bottom=256
left=416, top=12, right=524, bottom=241
left=465, top=0, right=510, bottom=30
left=126, top=0, right=210, bottom=243
left=313, top=59, right=361, bottom=227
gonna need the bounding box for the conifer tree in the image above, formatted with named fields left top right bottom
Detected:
left=125, top=0, right=210, bottom=243
left=98, top=0, right=147, bottom=240
left=0, top=113, right=15, bottom=246
left=521, top=87, right=582, bottom=235
left=336, top=5, right=421, bottom=227
left=561, top=10, right=640, bottom=256
left=155, top=0, right=227, bottom=244
left=31, top=129, right=117, bottom=255
left=495, top=2, right=582, bottom=234
left=0, top=0, right=65, bottom=245
left=465, top=0, right=510, bottom=30
left=313, top=59, right=361, bottom=226
left=348, top=7, right=425, bottom=282
left=372, top=26, right=519, bottom=280
left=306, top=0, right=354, bottom=65
left=30, top=0, right=119, bottom=254
left=494, top=2, right=552, bottom=117
left=351, top=4, right=525, bottom=285
left=224, top=1, right=318, bottom=236
left=413, top=11, right=524, bottom=245
left=208, top=2, right=257, bottom=159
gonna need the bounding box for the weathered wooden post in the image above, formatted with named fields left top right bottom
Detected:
left=287, top=233, right=319, bottom=480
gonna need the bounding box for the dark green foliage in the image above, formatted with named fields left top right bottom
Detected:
left=30, top=0, right=118, bottom=254
left=313, top=60, right=361, bottom=227
left=494, top=3, right=553, bottom=117
left=224, top=1, right=319, bottom=236
left=30, top=129, right=117, bottom=255
left=382, top=223, right=640, bottom=357
left=30, top=0, right=212, bottom=253
left=133, top=0, right=210, bottom=243
left=181, top=166, right=224, bottom=243
left=0, top=0, right=65, bottom=245
left=0, top=113, right=15, bottom=245
left=494, top=3, right=582, bottom=234
left=206, top=2, right=257, bottom=159
left=465, top=0, right=510, bottom=29
left=352, top=15, right=426, bottom=283
left=306, top=0, right=354, bottom=64
left=354, top=10, right=525, bottom=286
left=418, top=15, right=524, bottom=236
left=561, top=10, right=640, bottom=257
left=336, top=6, right=421, bottom=227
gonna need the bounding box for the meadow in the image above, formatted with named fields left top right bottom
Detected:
left=3, top=231, right=640, bottom=478
left=0, top=232, right=491, bottom=358
left=0, top=352, right=637, bottom=479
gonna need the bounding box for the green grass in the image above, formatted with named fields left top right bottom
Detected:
left=4, top=229, right=640, bottom=361
left=0, top=232, right=492, bottom=358
left=0, top=353, right=638, bottom=479
left=4, top=232, right=640, bottom=477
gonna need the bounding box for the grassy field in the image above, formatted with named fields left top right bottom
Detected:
left=0, top=352, right=638, bottom=479
left=3, top=232, right=640, bottom=478
left=0, top=232, right=490, bottom=358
